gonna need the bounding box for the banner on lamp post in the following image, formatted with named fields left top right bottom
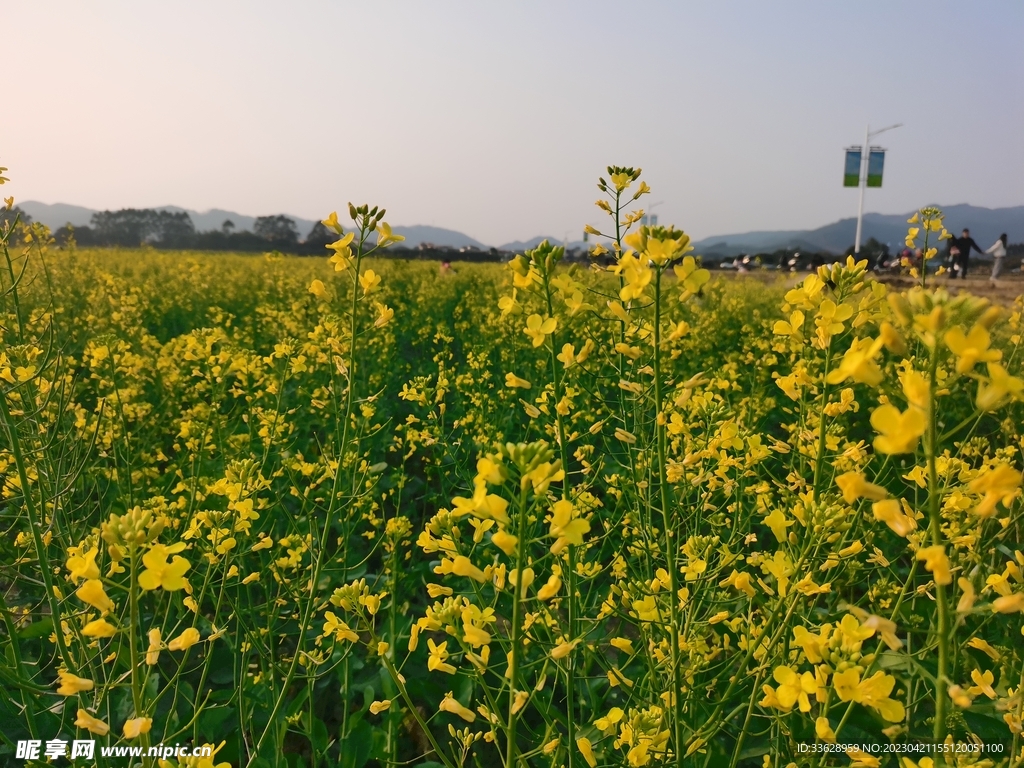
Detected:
left=867, top=149, right=885, bottom=187
left=843, top=149, right=861, bottom=187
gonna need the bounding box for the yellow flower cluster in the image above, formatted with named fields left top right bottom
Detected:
left=4, top=164, right=1024, bottom=768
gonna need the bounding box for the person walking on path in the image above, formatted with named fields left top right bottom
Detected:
left=950, top=228, right=985, bottom=279
left=986, top=233, right=1008, bottom=282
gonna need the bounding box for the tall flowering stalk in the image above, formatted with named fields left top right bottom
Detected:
left=904, top=206, right=952, bottom=288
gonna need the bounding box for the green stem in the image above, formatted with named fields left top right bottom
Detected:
left=652, top=269, right=684, bottom=767
left=811, top=340, right=834, bottom=503
left=542, top=261, right=576, bottom=768
left=379, top=652, right=457, bottom=768
left=1, top=235, right=27, bottom=343
left=0, top=590, right=38, bottom=737
left=387, top=540, right=399, bottom=764
left=128, top=545, right=155, bottom=767
left=247, top=223, right=368, bottom=767
left=926, top=341, right=950, bottom=747
left=0, top=389, right=76, bottom=670
left=505, top=483, right=530, bottom=768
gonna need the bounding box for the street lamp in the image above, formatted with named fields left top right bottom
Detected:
left=849, top=123, right=902, bottom=254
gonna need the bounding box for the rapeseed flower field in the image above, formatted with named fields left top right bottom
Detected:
left=2, top=168, right=1023, bottom=767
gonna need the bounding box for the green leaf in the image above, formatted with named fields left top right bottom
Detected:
left=310, top=715, right=329, bottom=756
left=198, top=706, right=235, bottom=740
left=338, top=718, right=373, bottom=768
left=16, top=618, right=53, bottom=640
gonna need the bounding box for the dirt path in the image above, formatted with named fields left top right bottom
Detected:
left=873, top=272, right=1024, bottom=305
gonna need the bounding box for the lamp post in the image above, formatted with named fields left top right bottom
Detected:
left=853, top=123, right=902, bottom=254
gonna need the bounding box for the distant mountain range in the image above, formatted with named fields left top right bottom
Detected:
left=18, top=201, right=1023, bottom=255
left=691, top=204, right=1024, bottom=257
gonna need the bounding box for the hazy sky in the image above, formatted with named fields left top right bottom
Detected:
left=3, top=2, right=1022, bottom=244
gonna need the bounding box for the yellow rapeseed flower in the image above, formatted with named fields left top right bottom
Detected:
left=74, top=709, right=110, bottom=736
left=67, top=547, right=100, bottom=582
left=944, top=325, right=1000, bottom=373
left=674, top=255, right=710, bottom=297
left=56, top=670, right=95, bottom=696
left=490, top=529, right=518, bottom=556
left=82, top=618, right=117, bottom=638
left=774, top=310, right=805, bottom=340
left=308, top=279, right=327, bottom=299
left=123, top=717, right=152, bottom=739
left=916, top=545, right=952, bottom=585
left=76, top=579, right=114, bottom=613
left=146, top=628, right=163, bottom=665
left=836, top=472, right=888, bottom=503
left=993, top=593, right=1024, bottom=614
left=359, top=269, right=381, bottom=295
left=523, top=314, right=557, bottom=347
left=557, top=343, right=576, bottom=368
left=369, top=700, right=392, bottom=715
left=462, top=619, right=491, bottom=647
left=764, top=508, right=792, bottom=543
left=719, top=569, right=756, bottom=598
left=832, top=668, right=905, bottom=721
left=872, top=499, right=917, bottom=537
left=760, top=666, right=818, bottom=712
left=577, top=736, right=598, bottom=767
left=505, top=372, right=531, bottom=389
left=870, top=404, right=926, bottom=455
left=373, top=302, right=394, bottom=327
left=610, top=638, right=635, bottom=655
left=537, top=573, right=562, bottom=601
left=376, top=222, right=405, bottom=247
left=969, top=464, right=1020, bottom=517
left=439, top=692, right=475, bottom=722
left=168, top=627, right=202, bottom=652
left=549, top=500, right=590, bottom=553
left=498, top=290, right=522, bottom=316
left=451, top=482, right=510, bottom=525
left=826, top=337, right=883, bottom=386
left=976, top=362, right=1024, bottom=411
left=138, top=542, right=191, bottom=591
left=619, top=258, right=652, bottom=302
left=969, top=669, right=997, bottom=698
left=551, top=638, right=578, bottom=659
left=321, top=211, right=342, bottom=233
left=428, top=639, right=457, bottom=674
left=450, top=555, right=487, bottom=583
left=323, top=611, right=358, bottom=643
left=816, top=716, right=836, bottom=742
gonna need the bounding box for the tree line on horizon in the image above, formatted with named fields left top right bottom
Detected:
left=1, top=205, right=338, bottom=254
left=2, top=205, right=1021, bottom=266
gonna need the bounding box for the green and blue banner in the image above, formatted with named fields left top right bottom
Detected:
left=867, top=149, right=885, bottom=187
left=843, top=149, right=861, bottom=187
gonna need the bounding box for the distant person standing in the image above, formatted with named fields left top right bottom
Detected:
left=945, top=241, right=960, bottom=278
left=950, top=228, right=985, bottom=279
left=986, top=233, right=1008, bottom=282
